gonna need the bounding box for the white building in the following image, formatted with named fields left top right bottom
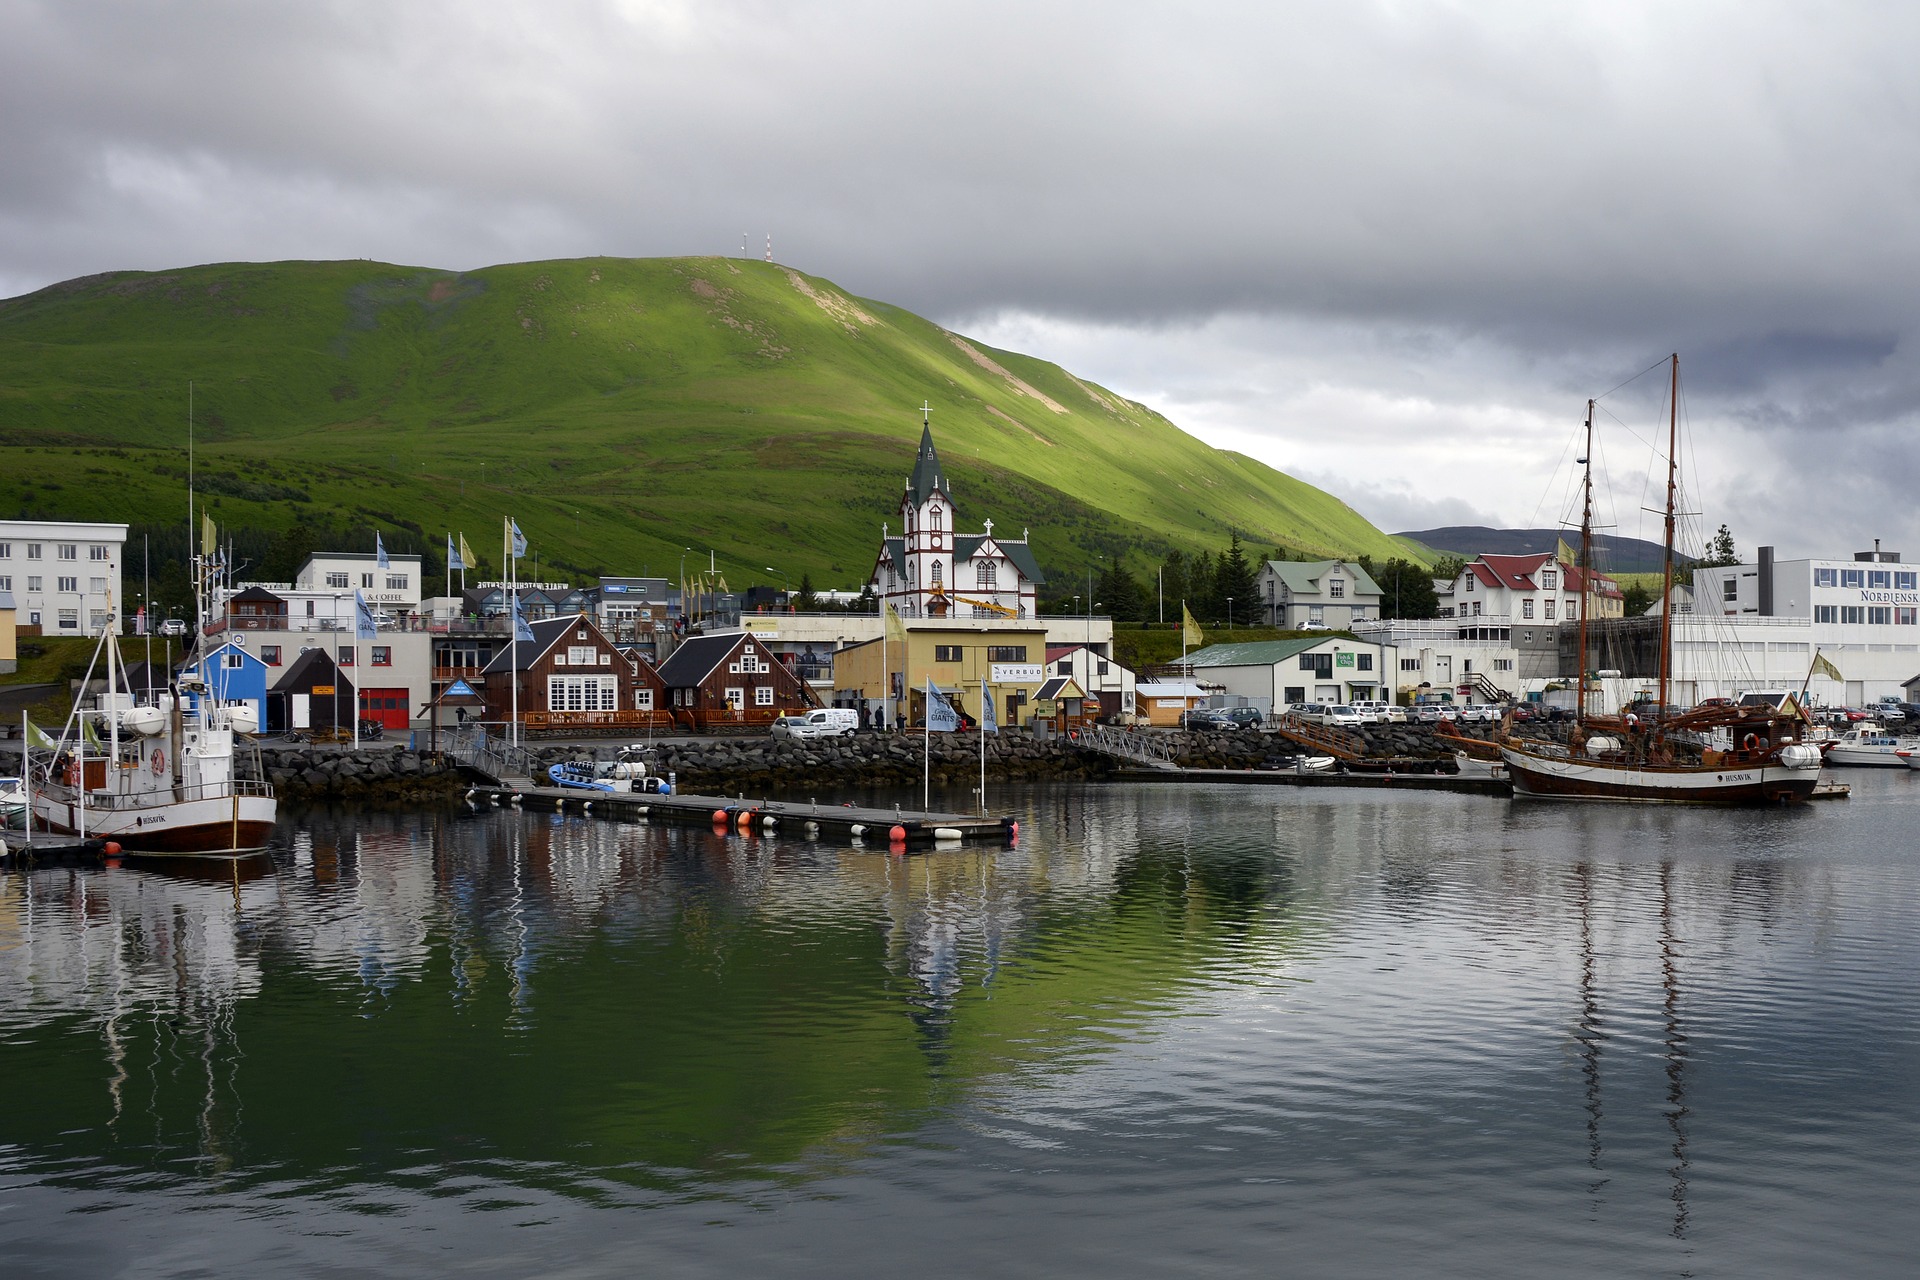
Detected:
left=1183, top=636, right=1400, bottom=709
left=1045, top=643, right=1138, bottom=719
left=1444, top=552, right=1623, bottom=624
left=0, top=520, right=129, bottom=635
left=295, top=552, right=424, bottom=611
left=1683, top=543, right=1920, bottom=705
left=1351, top=619, right=1520, bottom=702
left=869, top=420, right=1045, bottom=619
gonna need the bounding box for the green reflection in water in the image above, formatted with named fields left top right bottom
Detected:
left=0, top=801, right=1311, bottom=1203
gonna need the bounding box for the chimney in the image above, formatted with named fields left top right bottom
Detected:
left=1757, top=546, right=1774, bottom=615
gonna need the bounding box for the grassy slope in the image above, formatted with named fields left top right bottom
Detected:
left=0, top=257, right=1422, bottom=586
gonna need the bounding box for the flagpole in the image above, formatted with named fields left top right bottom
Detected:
left=923, top=690, right=930, bottom=811
left=979, top=680, right=987, bottom=816
left=508, top=518, right=519, bottom=752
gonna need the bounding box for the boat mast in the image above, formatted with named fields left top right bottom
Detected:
left=1578, top=399, right=1594, bottom=727
left=1657, top=354, right=1678, bottom=720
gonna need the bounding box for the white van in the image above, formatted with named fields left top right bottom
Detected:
left=771, top=708, right=860, bottom=739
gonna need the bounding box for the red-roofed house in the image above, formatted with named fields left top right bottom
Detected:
left=1444, top=553, right=1623, bottom=624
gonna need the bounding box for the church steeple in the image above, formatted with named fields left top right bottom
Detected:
left=907, top=403, right=949, bottom=507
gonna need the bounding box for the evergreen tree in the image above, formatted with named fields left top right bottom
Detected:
left=1098, top=563, right=1147, bottom=623
left=1700, top=524, right=1738, bottom=567
left=1190, top=550, right=1219, bottom=622
left=1159, top=550, right=1191, bottom=623
left=795, top=573, right=818, bottom=611
left=1369, top=558, right=1440, bottom=619
left=1215, top=533, right=1260, bottom=626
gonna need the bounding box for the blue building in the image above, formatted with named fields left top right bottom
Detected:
left=180, top=637, right=270, bottom=724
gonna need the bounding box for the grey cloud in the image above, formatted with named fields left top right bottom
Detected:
left=2, top=1, right=1917, bottom=554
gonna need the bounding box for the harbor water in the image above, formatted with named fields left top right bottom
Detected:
left=2, top=774, right=1918, bottom=1276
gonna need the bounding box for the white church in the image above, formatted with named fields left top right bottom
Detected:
left=868, top=419, right=1046, bottom=618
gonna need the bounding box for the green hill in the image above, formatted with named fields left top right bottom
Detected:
left=0, top=256, right=1418, bottom=589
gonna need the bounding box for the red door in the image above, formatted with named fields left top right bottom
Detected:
left=359, top=687, right=410, bottom=729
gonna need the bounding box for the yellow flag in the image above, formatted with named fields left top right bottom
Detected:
left=1556, top=537, right=1577, bottom=568
left=1182, top=603, right=1203, bottom=648
left=1810, top=650, right=1844, bottom=683
left=201, top=510, right=217, bottom=557
left=884, top=602, right=907, bottom=644
left=458, top=533, right=475, bottom=571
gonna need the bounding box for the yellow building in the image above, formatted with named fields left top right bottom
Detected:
left=0, top=589, right=15, bottom=674
left=834, top=619, right=1051, bottom=727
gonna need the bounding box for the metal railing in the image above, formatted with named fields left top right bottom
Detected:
left=1076, top=723, right=1179, bottom=768
left=444, top=726, right=545, bottom=784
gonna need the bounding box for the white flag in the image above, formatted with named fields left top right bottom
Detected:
left=924, top=678, right=960, bottom=732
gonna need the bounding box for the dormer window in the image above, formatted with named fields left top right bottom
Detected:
left=1541, top=570, right=1558, bottom=590
left=1329, top=578, right=1345, bottom=599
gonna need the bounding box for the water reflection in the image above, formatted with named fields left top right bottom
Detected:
left=0, top=779, right=1916, bottom=1275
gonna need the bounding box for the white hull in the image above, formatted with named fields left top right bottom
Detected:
left=33, top=785, right=278, bottom=854
left=1825, top=744, right=1917, bottom=768
left=1500, top=745, right=1821, bottom=805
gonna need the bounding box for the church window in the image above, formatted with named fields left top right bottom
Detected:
left=977, top=560, right=997, bottom=590
left=931, top=508, right=943, bottom=532
left=931, top=562, right=943, bottom=586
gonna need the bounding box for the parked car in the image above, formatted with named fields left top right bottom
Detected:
left=158, top=618, right=190, bottom=637
left=772, top=708, right=860, bottom=739
left=1289, top=702, right=1328, bottom=724
left=1375, top=704, right=1409, bottom=724
left=1219, top=706, right=1267, bottom=729
left=1322, top=704, right=1365, bottom=729
left=1412, top=703, right=1458, bottom=724
left=1508, top=705, right=1537, bottom=724
left=1458, top=704, right=1501, bottom=723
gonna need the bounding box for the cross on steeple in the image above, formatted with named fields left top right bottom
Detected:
left=921, top=400, right=932, bottom=424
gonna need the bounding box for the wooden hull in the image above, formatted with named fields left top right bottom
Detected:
left=1499, top=746, right=1820, bottom=805
left=33, top=792, right=279, bottom=854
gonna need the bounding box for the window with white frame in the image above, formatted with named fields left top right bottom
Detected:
left=0, top=576, right=8, bottom=591
left=931, top=561, right=943, bottom=586
left=27, top=544, right=42, bottom=560
left=977, top=560, right=997, bottom=590
left=1522, top=599, right=1534, bottom=619
left=361, top=573, right=374, bottom=588
left=0, top=543, right=10, bottom=558
left=547, top=674, right=618, bottom=711
left=1329, top=578, right=1345, bottom=598
left=568, top=646, right=598, bottom=665
left=57, top=544, right=76, bottom=561
left=57, top=608, right=77, bottom=628
left=725, top=686, right=744, bottom=709
left=1815, top=567, right=1838, bottom=587
left=89, top=545, right=109, bottom=561
left=1816, top=605, right=1837, bottom=623
left=386, top=575, right=407, bottom=591
left=89, top=577, right=106, bottom=593
left=634, top=688, right=654, bottom=710
left=755, top=686, right=774, bottom=706
left=1541, top=570, right=1557, bottom=590
left=27, top=576, right=42, bottom=592
left=88, top=610, right=109, bottom=630
left=1544, top=600, right=1556, bottom=620
left=57, top=576, right=77, bottom=592
left=327, top=572, right=349, bottom=588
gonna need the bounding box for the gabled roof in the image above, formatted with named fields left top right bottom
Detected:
left=1036, top=676, right=1084, bottom=700
left=229, top=585, right=285, bottom=605
left=1469, top=553, right=1622, bottom=598
left=1265, top=559, right=1381, bottom=598
left=1185, top=638, right=1351, bottom=667
left=1136, top=681, right=1209, bottom=698
left=1045, top=644, right=1080, bottom=663
left=480, top=615, right=590, bottom=675
left=654, top=632, right=753, bottom=687
left=270, top=647, right=351, bottom=694
left=907, top=423, right=950, bottom=507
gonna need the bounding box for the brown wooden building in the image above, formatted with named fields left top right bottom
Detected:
left=654, top=631, right=821, bottom=732
left=479, top=613, right=672, bottom=736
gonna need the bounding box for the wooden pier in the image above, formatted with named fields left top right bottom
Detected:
left=464, top=785, right=1017, bottom=848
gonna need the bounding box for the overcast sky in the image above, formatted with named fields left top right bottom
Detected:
left=5, top=0, right=1916, bottom=558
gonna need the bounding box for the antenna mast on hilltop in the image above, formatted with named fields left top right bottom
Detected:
left=742, top=233, right=748, bottom=258
left=765, top=233, right=773, bottom=264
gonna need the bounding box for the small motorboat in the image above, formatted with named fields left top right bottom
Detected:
left=548, top=756, right=672, bottom=794
left=1825, top=723, right=1920, bottom=768
left=0, top=775, right=26, bottom=829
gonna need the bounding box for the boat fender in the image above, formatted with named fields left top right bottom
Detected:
left=712, top=810, right=728, bottom=823
left=850, top=823, right=866, bottom=836
left=737, top=810, right=757, bottom=832
left=658, top=783, right=672, bottom=795
left=104, top=842, right=121, bottom=856
left=933, top=827, right=963, bottom=841
left=510, top=793, right=523, bottom=805
left=805, top=821, right=820, bottom=835
left=1743, top=733, right=1760, bottom=751
left=581, top=801, right=592, bottom=813
left=761, top=815, right=778, bottom=829
left=888, top=824, right=907, bottom=843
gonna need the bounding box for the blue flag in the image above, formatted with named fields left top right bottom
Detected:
left=513, top=597, right=534, bottom=643
left=355, top=590, right=378, bottom=640
left=376, top=531, right=390, bottom=569
left=447, top=532, right=465, bottom=571
left=980, top=680, right=997, bottom=733
left=509, top=518, right=528, bottom=560
left=924, top=678, right=960, bottom=733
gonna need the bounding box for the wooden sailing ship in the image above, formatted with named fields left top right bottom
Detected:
left=1498, top=357, right=1823, bottom=804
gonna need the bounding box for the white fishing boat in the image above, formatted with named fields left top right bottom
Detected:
left=26, top=533, right=277, bottom=855
left=0, top=775, right=25, bottom=829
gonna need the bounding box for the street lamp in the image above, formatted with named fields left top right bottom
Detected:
left=1227, top=596, right=1234, bottom=632
left=765, top=566, right=789, bottom=608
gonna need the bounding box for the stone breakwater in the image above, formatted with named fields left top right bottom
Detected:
left=265, top=745, right=469, bottom=801
left=260, top=722, right=1570, bottom=801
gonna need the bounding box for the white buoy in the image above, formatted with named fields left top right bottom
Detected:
left=805, top=821, right=820, bottom=836
left=933, top=827, right=963, bottom=841
left=581, top=801, right=592, bottom=813
left=850, top=823, right=866, bottom=836
left=761, top=815, right=778, bottom=829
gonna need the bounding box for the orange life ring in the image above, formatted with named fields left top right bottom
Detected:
left=151, top=748, right=166, bottom=775
left=1742, top=733, right=1760, bottom=751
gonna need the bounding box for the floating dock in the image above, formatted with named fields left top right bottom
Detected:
left=465, top=785, right=1016, bottom=848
